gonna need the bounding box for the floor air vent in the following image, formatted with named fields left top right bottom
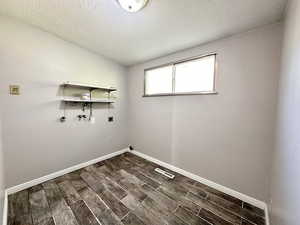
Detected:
left=154, top=168, right=175, bottom=179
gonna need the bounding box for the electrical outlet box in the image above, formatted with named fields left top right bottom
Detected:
left=108, top=117, right=114, bottom=122
left=10, top=85, right=20, bottom=95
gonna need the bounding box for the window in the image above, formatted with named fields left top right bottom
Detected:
left=145, top=65, right=173, bottom=95
left=144, top=54, right=217, bottom=96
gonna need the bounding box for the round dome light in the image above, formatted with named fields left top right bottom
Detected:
left=117, top=0, right=149, bottom=13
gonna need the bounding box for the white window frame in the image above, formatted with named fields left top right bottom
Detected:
left=143, top=53, right=218, bottom=97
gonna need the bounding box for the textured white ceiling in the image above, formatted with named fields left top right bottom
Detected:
left=0, top=0, right=287, bottom=65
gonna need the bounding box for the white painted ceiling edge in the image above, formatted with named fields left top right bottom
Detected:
left=0, top=0, right=288, bottom=66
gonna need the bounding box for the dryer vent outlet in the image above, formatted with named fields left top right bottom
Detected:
left=154, top=168, right=175, bottom=179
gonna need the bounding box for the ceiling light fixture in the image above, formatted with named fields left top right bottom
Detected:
left=116, top=0, right=149, bottom=13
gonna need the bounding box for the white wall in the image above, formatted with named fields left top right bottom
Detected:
left=0, top=16, right=128, bottom=187
left=0, top=119, right=5, bottom=223
left=128, top=23, right=282, bottom=201
left=270, top=1, right=300, bottom=224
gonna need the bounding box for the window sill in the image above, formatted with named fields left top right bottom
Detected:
left=143, top=91, right=218, bottom=97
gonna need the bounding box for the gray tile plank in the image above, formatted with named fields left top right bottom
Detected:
left=37, top=217, right=55, bottom=225
left=158, top=183, right=188, bottom=200
left=68, top=170, right=88, bottom=192
left=133, top=205, right=165, bottom=225
left=7, top=214, right=33, bottom=225
left=99, top=190, right=130, bottom=219
left=29, top=185, right=43, bottom=193
left=53, top=174, right=71, bottom=184
left=121, top=194, right=141, bottom=211
left=121, top=193, right=164, bottom=225
left=29, top=190, right=52, bottom=225
left=87, top=165, right=127, bottom=200
left=110, top=156, right=134, bottom=170
left=53, top=209, right=79, bottom=225
left=80, top=171, right=106, bottom=194
left=103, top=159, right=120, bottom=172
left=172, top=175, right=196, bottom=187
left=11, top=190, right=30, bottom=216
left=142, top=197, right=187, bottom=225
left=239, top=210, right=265, bottom=225
left=185, top=184, right=208, bottom=199
left=121, top=212, right=146, bottom=225
left=112, top=170, right=147, bottom=202
left=70, top=200, right=100, bottom=225
left=79, top=187, right=123, bottom=225
left=141, top=197, right=174, bottom=224
left=158, top=183, right=200, bottom=215
left=103, top=177, right=128, bottom=199
left=122, top=153, right=149, bottom=168
left=96, top=165, right=125, bottom=186
left=126, top=187, right=147, bottom=202
left=96, top=210, right=124, bottom=225
left=96, top=165, right=114, bottom=178
left=175, top=206, right=211, bottom=225
left=243, top=202, right=265, bottom=217
left=79, top=187, right=109, bottom=211
left=241, top=219, right=256, bottom=225
left=116, top=170, right=145, bottom=189
left=186, top=192, right=241, bottom=225
left=198, top=208, right=234, bottom=225
left=177, top=199, right=201, bottom=216
left=208, top=194, right=265, bottom=225
left=57, top=181, right=82, bottom=206
left=126, top=168, right=160, bottom=189
left=42, top=181, right=69, bottom=215
left=141, top=184, right=178, bottom=212
left=194, top=182, right=243, bottom=206
left=207, top=193, right=243, bottom=214
left=70, top=178, right=88, bottom=193
left=8, top=194, right=16, bottom=219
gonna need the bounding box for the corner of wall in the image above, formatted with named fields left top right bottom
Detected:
left=0, top=118, right=6, bottom=223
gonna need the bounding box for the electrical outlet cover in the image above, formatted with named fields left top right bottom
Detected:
left=10, top=85, right=20, bottom=95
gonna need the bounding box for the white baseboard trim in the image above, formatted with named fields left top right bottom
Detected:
left=130, top=150, right=267, bottom=211
left=2, top=190, right=8, bottom=225
left=264, top=203, right=270, bottom=225
left=6, top=148, right=129, bottom=195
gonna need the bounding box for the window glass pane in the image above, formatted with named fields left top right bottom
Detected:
left=174, top=55, right=215, bottom=93
left=145, top=65, right=173, bottom=95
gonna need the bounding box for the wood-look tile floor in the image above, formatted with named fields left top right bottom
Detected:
left=8, top=153, right=265, bottom=225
